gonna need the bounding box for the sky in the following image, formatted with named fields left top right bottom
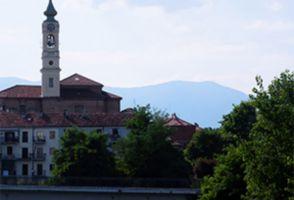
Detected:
left=0, top=0, right=293, bottom=93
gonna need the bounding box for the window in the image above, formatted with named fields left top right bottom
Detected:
left=7, top=146, right=13, bottom=155
left=22, top=131, right=28, bottom=143
left=0, top=105, right=6, bottom=111
left=49, top=131, right=56, bottom=139
left=22, top=164, right=28, bottom=176
left=50, top=164, right=54, bottom=171
left=37, top=164, right=43, bottom=176
left=74, top=105, right=84, bottom=113
left=19, top=105, right=26, bottom=113
left=22, top=148, right=28, bottom=159
left=36, top=147, right=44, bottom=159
left=110, top=129, right=120, bottom=142
left=5, top=131, right=18, bottom=142
left=112, top=129, right=119, bottom=136
left=49, top=147, right=55, bottom=155
left=49, top=78, right=54, bottom=88
left=36, top=132, right=45, bottom=141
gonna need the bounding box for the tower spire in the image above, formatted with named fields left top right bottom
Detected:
left=44, top=0, right=57, bottom=20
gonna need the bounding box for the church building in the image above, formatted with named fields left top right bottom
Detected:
left=0, top=0, right=197, bottom=178
left=0, top=0, right=130, bottom=178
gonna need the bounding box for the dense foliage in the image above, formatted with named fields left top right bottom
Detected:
left=220, top=102, right=257, bottom=144
left=114, top=105, right=191, bottom=178
left=184, top=128, right=224, bottom=178
left=52, top=128, right=116, bottom=179
left=201, top=146, right=246, bottom=200
left=244, top=71, right=294, bottom=199
left=200, top=70, right=294, bottom=200
left=200, top=102, right=256, bottom=200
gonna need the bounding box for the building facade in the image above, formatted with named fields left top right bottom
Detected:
left=0, top=112, right=131, bottom=177
left=0, top=0, right=128, bottom=178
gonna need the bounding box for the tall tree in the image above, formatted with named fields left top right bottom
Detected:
left=52, top=128, right=116, bottom=180
left=200, top=70, right=294, bottom=200
left=114, top=105, right=190, bottom=178
left=244, top=70, right=294, bottom=199
left=199, top=102, right=256, bottom=200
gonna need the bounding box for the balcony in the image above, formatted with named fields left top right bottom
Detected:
left=1, top=154, right=21, bottom=161
left=33, top=138, right=46, bottom=144
left=1, top=137, right=19, bottom=144
left=21, top=155, right=30, bottom=161
left=29, top=153, right=46, bottom=161
left=35, top=170, right=47, bottom=177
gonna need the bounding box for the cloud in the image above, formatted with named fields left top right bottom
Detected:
left=245, top=20, right=294, bottom=31
left=268, top=0, right=284, bottom=11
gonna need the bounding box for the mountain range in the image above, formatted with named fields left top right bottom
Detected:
left=0, top=77, right=248, bottom=128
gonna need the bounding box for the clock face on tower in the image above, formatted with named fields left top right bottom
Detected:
left=47, top=34, right=56, bottom=48
left=47, top=23, right=56, bottom=32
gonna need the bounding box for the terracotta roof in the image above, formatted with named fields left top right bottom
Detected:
left=165, top=113, right=194, bottom=127
left=0, top=112, right=132, bottom=128
left=61, top=74, right=103, bottom=87
left=0, top=85, right=41, bottom=98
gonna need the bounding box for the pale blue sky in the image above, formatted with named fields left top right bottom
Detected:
left=0, top=0, right=293, bottom=93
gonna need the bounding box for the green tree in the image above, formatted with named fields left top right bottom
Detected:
left=200, top=146, right=247, bottom=200
left=200, top=102, right=257, bottom=200
left=200, top=70, right=294, bottom=200
left=244, top=70, right=294, bottom=200
left=114, top=105, right=190, bottom=178
left=52, top=128, right=116, bottom=180
left=184, top=128, right=224, bottom=178
left=220, top=101, right=257, bottom=145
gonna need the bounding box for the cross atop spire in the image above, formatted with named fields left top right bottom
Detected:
left=44, top=0, right=57, bottom=21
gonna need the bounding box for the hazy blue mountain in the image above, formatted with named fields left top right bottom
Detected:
left=105, top=81, right=248, bottom=128
left=0, top=78, right=248, bottom=128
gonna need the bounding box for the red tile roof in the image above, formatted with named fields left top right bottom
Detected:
left=165, top=114, right=197, bottom=147
left=0, top=85, right=41, bottom=98
left=0, top=112, right=132, bottom=128
left=61, top=73, right=103, bottom=87
left=0, top=74, right=121, bottom=99
left=165, top=113, right=194, bottom=127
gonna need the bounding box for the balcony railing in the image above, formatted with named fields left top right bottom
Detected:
left=21, top=155, right=30, bottom=161
left=33, top=138, right=46, bottom=144
left=1, top=137, right=19, bottom=144
left=35, top=170, right=47, bottom=177
left=29, top=153, right=46, bottom=161
left=1, top=154, right=21, bottom=161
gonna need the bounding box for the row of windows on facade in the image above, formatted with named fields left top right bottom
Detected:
left=5, top=146, right=55, bottom=158
left=3, top=129, right=119, bottom=143
left=7, top=163, right=53, bottom=176
left=3, top=131, right=56, bottom=143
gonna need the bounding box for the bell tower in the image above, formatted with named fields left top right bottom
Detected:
left=41, top=0, right=61, bottom=97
